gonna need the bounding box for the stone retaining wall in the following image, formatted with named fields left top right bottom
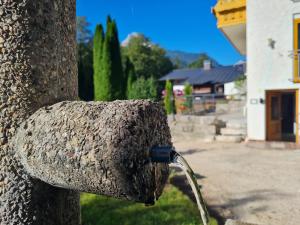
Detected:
left=168, top=115, right=218, bottom=142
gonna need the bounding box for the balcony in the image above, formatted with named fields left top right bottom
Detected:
left=213, top=0, right=247, bottom=55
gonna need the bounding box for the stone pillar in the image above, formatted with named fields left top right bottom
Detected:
left=0, top=0, right=79, bottom=224
left=0, top=1, right=171, bottom=225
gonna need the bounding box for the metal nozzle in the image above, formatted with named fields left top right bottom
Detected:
left=150, top=146, right=176, bottom=164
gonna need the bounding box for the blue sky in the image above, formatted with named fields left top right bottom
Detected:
left=76, top=0, right=244, bottom=65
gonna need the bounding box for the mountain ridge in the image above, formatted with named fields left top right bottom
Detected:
left=166, top=50, right=220, bottom=68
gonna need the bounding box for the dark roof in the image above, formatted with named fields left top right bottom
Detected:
left=159, top=64, right=245, bottom=85
left=159, top=68, right=201, bottom=81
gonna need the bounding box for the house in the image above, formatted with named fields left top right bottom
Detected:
left=160, top=60, right=245, bottom=98
left=213, top=0, right=300, bottom=143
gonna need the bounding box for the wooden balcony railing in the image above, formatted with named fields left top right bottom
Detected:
left=213, top=0, right=246, bottom=28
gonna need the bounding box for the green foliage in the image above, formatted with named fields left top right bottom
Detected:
left=93, top=24, right=104, bottom=101
left=164, top=80, right=174, bottom=115
left=184, top=83, right=193, bottom=96
left=183, top=83, right=193, bottom=111
left=188, top=54, right=209, bottom=68
left=147, top=77, right=158, bottom=100
left=78, top=42, right=94, bottom=101
left=110, top=20, right=126, bottom=99
left=97, top=17, right=113, bottom=101
left=234, top=74, right=246, bottom=90
left=122, top=34, right=173, bottom=80
left=122, top=34, right=173, bottom=100
left=128, top=76, right=158, bottom=101
left=81, top=184, right=219, bottom=225
left=94, top=16, right=125, bottom=101
left=124, top=57, right=136, bottom=99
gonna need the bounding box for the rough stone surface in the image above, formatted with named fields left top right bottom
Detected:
left=13, top=100, right=171, bottom=203
left=0, top=1, right=171, bottom=224
left=168, top=115, right=217, bottom=142
left=0, top=0, right=79, bottom=224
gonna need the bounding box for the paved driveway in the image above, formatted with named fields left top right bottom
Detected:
left=173, top=138, right=300, bottom=225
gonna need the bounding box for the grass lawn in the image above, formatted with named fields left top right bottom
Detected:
left=81, top=185, right=218, bottom=225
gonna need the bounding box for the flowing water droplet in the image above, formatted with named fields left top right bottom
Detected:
left=172, top=152, right=210, bottom=225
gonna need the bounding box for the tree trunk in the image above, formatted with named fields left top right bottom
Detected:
left=0, top=0, right=80, bottom=224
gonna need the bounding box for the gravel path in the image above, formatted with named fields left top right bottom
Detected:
left=173, top=138, right=300, bottom=225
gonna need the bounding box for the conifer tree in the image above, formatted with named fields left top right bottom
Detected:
left=97, top=16, right=113, bottom=100
left=93, top=24, right=104, bottom=100
left=98, top=16, right=125, bottom=101
left=110, top=19, right=125, bottom=99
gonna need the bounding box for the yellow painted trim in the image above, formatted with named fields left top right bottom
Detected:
left=296, top=89, right=299, bottom=144
left=217, top=4, right=245, bottom=12
left=214, top=0, right=246, bottom=12
left=294, top=19, right=300, bottom=83
left=213, top=0, right=246, bottom=28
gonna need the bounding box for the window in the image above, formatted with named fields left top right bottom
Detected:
left=294, top=19, right=300, bottom=82
left=271, top=96, right=280, bottom=120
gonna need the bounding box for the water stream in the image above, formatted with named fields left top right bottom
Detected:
left=171, top=151, right=211, bottom=225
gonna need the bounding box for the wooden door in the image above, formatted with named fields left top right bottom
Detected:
left=267, top=92, right=282, bottom=141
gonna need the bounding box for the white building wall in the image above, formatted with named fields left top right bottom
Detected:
left=247, top=0, right=300, bottom=141
left=173, top=85, right=184, bottom=92
left=225, top=82, right=238, bottom=96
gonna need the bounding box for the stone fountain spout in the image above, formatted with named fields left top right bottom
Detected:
left=12, top=100, right=171, bottom=204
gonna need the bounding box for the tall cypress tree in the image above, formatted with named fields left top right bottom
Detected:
left=110, top=19, right=125, bottom=99
left=99, top=16, right=113, bottom=100
left=93, top=24, right=104, bottom=100
left=93, top=16, right=125, bottom=101
left=98, top=16, right=125, bottom=101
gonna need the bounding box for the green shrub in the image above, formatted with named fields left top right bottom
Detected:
left=164, top=80, right=174, bottom=115
left=184, top=82, right=193, bottom=96
left=128, top=76, right=158, bottom=101
left=183, top=83, right=193, bottom=111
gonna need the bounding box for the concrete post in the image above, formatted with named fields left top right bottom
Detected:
left=0, top=0, right=80, bottom=224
